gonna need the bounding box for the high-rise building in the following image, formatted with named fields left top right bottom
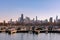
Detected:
left=20, top=14, right=24, bottom=23
left=24, top=17, right=30, bottom=23
left=56, top=16, right=58, bottom=23
left=18, top=17, right=21, bottom=22
left=8, top=19, right=13, bottom=24
left=36, top=16, right=37, bottom=22
left=3, top=20, right=6, bottom=25
left=49, top=17, right=53, bottom=23
left=33, top=18, right=35, bottom=22
left=56, top=16, right=58, bottom=20
left=44, top=19, right=48, bottom=23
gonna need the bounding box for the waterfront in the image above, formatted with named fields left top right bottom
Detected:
left=0, top=33, right=60, bottom=40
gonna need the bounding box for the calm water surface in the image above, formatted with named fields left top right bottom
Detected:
left=0, top=33, right=60, bottom=40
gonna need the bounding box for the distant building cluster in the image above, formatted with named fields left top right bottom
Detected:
left=1, top=14, right=60, bottom=25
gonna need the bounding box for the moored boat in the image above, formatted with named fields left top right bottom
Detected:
left=8, top=28, right=17, bottom=34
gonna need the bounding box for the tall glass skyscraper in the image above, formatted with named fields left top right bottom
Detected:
left=20, top=14, right=24, bottom=23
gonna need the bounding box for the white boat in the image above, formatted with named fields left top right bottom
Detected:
left=8, top=28, right=17, bottom=34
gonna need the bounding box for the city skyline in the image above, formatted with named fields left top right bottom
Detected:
left=0, top=0, right=60, bottom=22
left=0, top=14, right=59, bottom=23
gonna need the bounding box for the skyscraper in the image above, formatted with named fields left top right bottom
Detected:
left=56, top=16, right=58, bottom=22
left=3, top=20, right=6, bottom=25
left=49, top=17, right=53, bottom=23
left=10, top=19, right=12, bottom=23
left=33, top=18, right=35, bottom=22
left=56, top=16, right=58, bottom=21
left=24, top=17, right=30, bottom=23
left=18, top=17, right=21, bottom=22
left=20, top=14, right=24, bottom=23
left=36, top=16, right=37, bottom=22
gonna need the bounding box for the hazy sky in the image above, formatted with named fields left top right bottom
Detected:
left=0, top=0, right=60, bottom=22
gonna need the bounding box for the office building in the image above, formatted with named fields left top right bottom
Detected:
left=49, top=17, right=53, bottom=23
left=36, top=16, right=37, bottom=22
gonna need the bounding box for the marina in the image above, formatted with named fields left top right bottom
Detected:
left=1, top=27, right=60, bottom=34
left=0, top=0, right=60, bottom=40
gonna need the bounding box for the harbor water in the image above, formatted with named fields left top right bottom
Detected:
left=0, top=33, right=60, bottom=40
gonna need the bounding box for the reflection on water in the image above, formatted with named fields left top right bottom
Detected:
left=0, top=33, right=60, bottom=40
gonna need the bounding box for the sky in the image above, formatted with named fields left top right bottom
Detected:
left=0, top=0, right=60, bottom=22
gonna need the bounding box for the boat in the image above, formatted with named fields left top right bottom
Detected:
left=8, top=28, right=17, bottom=34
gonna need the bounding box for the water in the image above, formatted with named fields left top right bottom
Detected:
left=0, top=33, right=60, bottom=40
